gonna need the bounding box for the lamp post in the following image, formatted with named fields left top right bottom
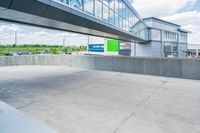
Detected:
left=14, top=31, right=17, bottom=46
left=63, top=35, right=65, bottom=47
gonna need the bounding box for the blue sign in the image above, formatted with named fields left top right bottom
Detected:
left=88, top=44, right=104, bottom=52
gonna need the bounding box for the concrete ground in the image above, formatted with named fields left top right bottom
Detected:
left=0, top=66, right=200, bottom=133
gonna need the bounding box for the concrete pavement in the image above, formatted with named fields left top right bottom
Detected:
left=0, top=66, right=199, bottom=133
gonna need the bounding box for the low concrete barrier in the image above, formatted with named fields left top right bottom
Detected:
left=0, top=55, right=200, bottom=80
left=0, top=55, right=72, bottom=66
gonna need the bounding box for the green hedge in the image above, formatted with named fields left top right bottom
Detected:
left=0, top=44, right=87, bottom=56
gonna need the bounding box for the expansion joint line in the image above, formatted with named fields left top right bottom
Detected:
left=112, top=79, right=168, bottom=133
left=16, top=101, right=34, bottom=109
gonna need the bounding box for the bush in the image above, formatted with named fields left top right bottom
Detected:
left=50, top=48, right=58, bottom=54
left=0, top=44, right=87, bottom=56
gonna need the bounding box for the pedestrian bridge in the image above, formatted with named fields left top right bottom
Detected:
left=0, top=0, right=147, bottom=42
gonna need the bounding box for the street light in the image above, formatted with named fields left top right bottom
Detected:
left=14, top=31, right=17, bottom=46
left=63, top=35, right=65, bottom=47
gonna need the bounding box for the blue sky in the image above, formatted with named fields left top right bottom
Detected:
left=176, top=0, right=200, bottom=12
left=0, top=0, right=200, bottom=48
left=190, top=0, right=200, bottom=10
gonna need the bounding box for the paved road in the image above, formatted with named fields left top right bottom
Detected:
left=0, top=66, right=200, bottom=133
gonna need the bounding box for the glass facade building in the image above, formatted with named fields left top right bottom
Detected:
left=131, top=17, right=189, bottom=58
left=162, top=31, right=179, bottom=56
left=150, top=29, right=161, bottom=41
left=54, top=0, right=147, bottom=40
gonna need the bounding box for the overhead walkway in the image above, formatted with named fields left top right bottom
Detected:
left=0, top=0, right=147, bottom=42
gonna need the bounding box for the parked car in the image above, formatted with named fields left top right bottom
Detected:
left=4, top=52, right=19, bottom=56
left=57, top=51, right=65, bottom=55
left=37, top=51, right=49, bottom=55
left=5, top=51, right=32, bottom=56
left=22, top=52, right=32, bottom=55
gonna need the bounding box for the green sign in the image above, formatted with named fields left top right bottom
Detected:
left=107, top=40, right=119, bottom=52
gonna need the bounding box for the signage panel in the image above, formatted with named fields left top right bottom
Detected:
left=88, top=44, right=104, bottom=52
left=107, top=40, right=119, bottom=52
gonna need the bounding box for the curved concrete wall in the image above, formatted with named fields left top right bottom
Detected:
left=0, top=55, right=200, bottom=80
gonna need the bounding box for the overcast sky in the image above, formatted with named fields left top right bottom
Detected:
left=0, top=22, right=105, bottom=46
left=0, top=0, right=199, bottom=47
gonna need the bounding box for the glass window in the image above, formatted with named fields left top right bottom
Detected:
left=164, top=42, right=178, bottom=57
left=125, top=7, right=128, bottom=20
left=103, top=5, right=109, bottom=22
left=130, top=12, right=133, bottom=24
left=115, top=0, right=119, bottom=12
left=70, top=0, right=83, bottom=10
left=128, top=22, right=132, bottom=31
left=135, top=17, right=139, bottom=24
left=109, top=0, right=114, bottom=10
left=115, top=13, right=119, bottom=27
left=165, top=32, right=167, bottom=39
left=127, top=9, right=130, bottom=23
left=119, top=16, right=123, bottom=29
left=179, top=43, right=187, bottom=51
left=173, top=43, right=178, bottom=52
left=84, top=0, right=94, bottom=15
left=103, top=0, right=109, bottom=6
left=95, top=0, right=102, bottom=19
left=122, top=2, right=125, bottom=18
left=164, top=31, right=178, bottom=42
left=123, top=18, right=126, bottom=30
left=59, top=0, right=68, bottom=4
left=109, top=9, right=115, bottom=25
left=133, top=15, right=136, bottom=24
left=125, top=20, right=128, bottom=31
left=118, top=0, right=123, bottom=16
left=151, top=29, right=161, bottom=41
left=139, top=29, right=145, bottom=39
left=129, top=22, right=134, bottom=30
left=128, top=9, right=132, bottom=23
left=180, top=34, right=187, bottom=43
left=128, top=21, right=131, bottom=31
left=164, top=43, right=172, bottom=54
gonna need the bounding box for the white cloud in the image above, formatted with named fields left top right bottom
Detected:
left=182, top=24, right=200, bottom=45
left=133, top=0, right=197, bottom=17
left=161, top=11, right=200, bottom=26
left=161, top=11, right=200, bottom=45
left=0, top=24, right=20, bottom=33
left=132, top=0, right=200, bottom=46
left=0, top=22, right=104, bottom=45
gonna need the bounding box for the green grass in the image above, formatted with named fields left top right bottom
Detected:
left=0, top=44, right=87, bottom=56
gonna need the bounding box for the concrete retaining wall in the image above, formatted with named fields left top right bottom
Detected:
left=0, top=55, right=200, bottom=80
left=0, top=55, right=72, bottom=66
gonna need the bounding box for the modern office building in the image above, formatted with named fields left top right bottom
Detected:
left=130, top=17, right=189, bottom=57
